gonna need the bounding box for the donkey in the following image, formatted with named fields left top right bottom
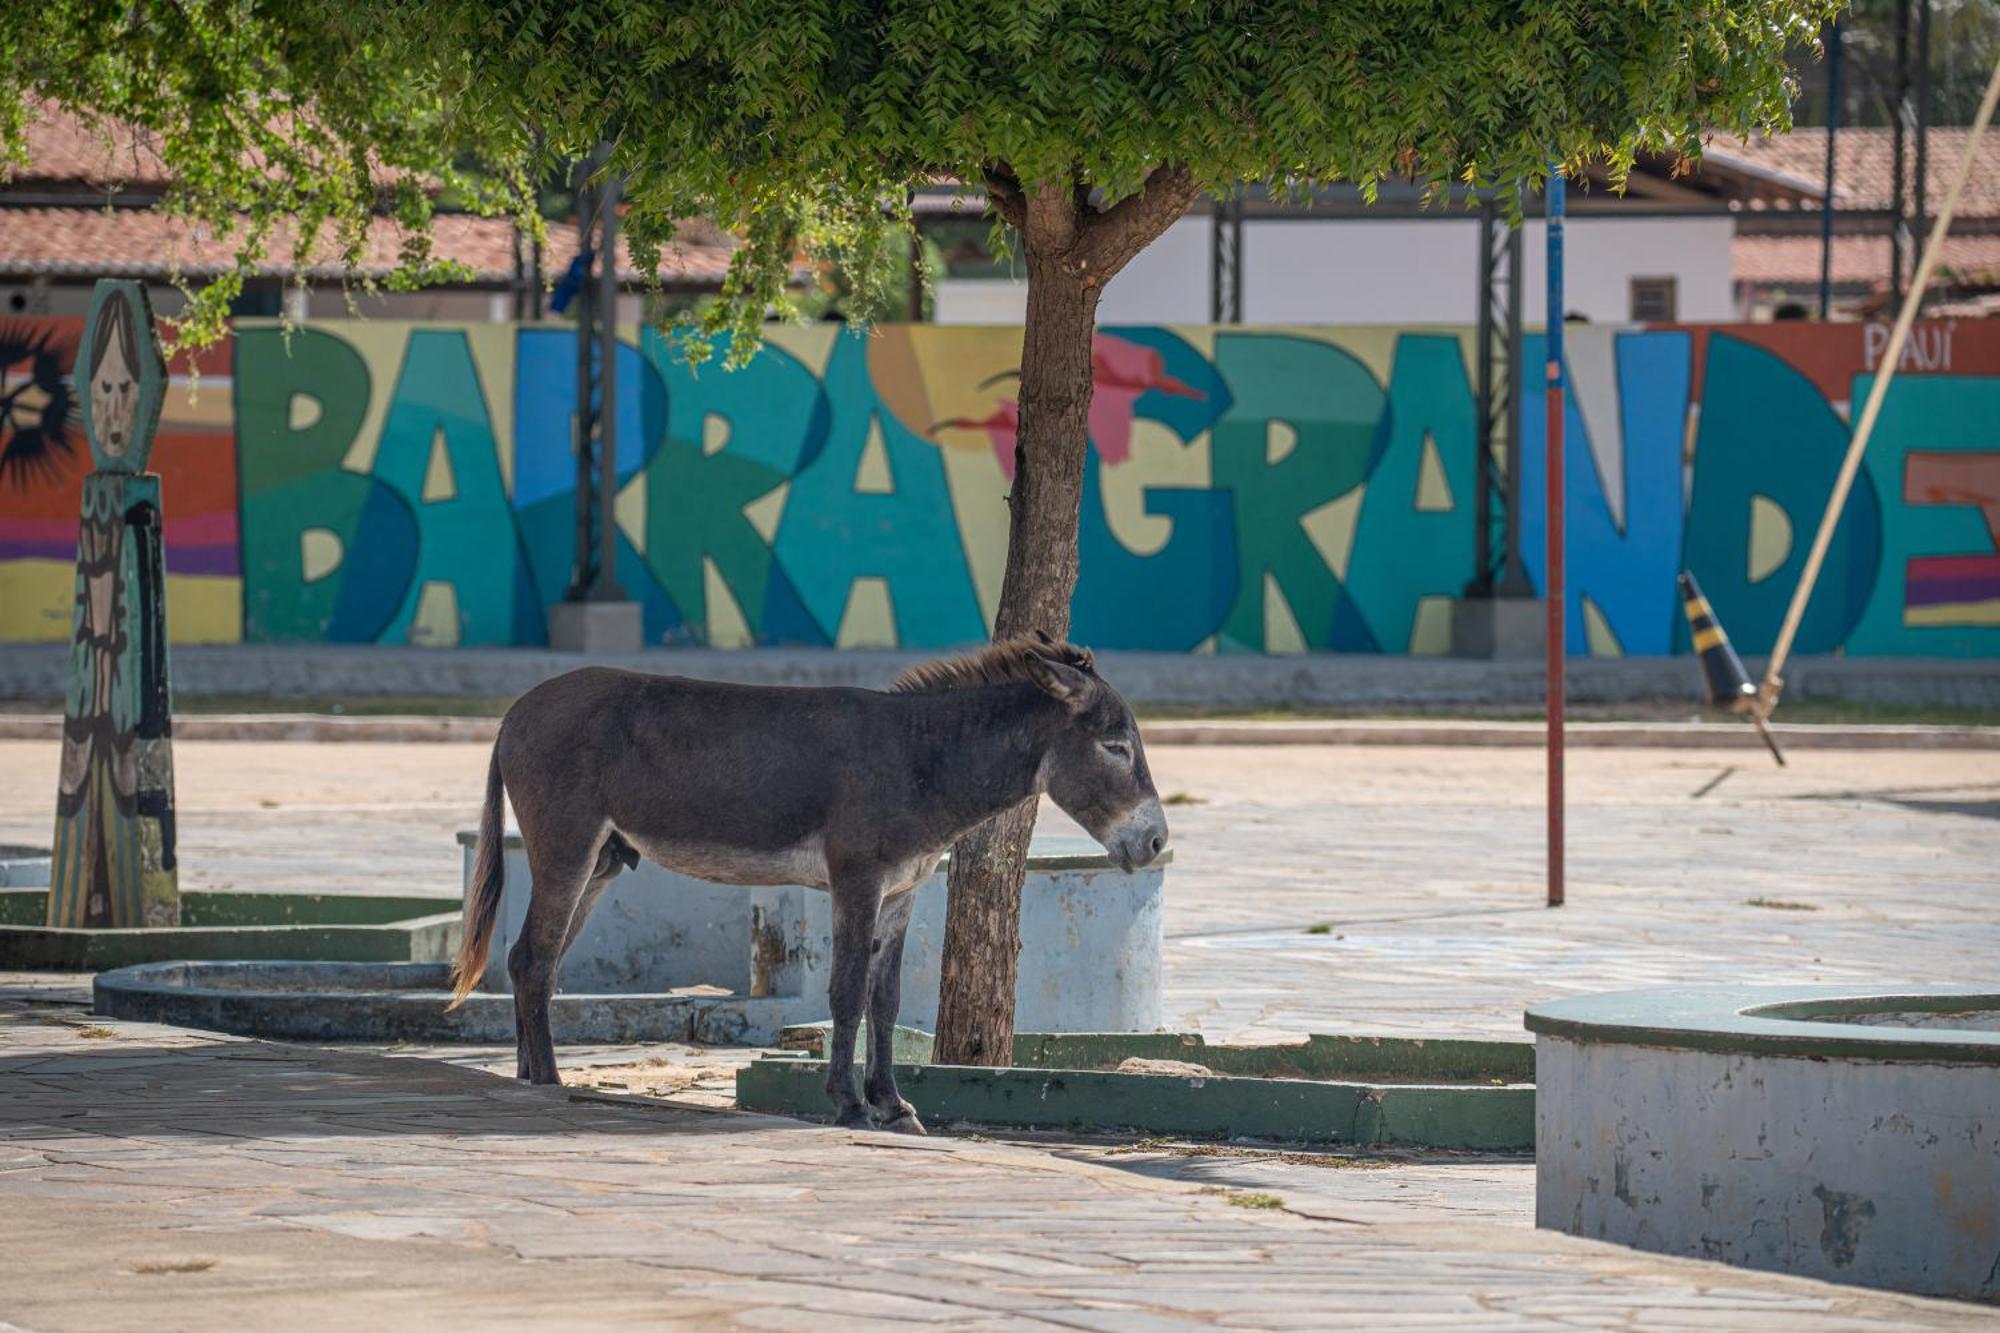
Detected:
left=448, top=634, right=1169, bottom=1133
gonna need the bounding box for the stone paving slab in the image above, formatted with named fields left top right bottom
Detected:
left=4, top=742, right=1998, bottom=1044
left=3, top=741, right=1998, bottom=1325
left=2, top=1005, right=1993, bottom=1330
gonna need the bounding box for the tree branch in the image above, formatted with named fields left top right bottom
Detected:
left=981, top=161, right=1027, bottom=230
left=1024, top=174, right=1082, bottom=256
left=1067, top=163, right=1201, bottom=287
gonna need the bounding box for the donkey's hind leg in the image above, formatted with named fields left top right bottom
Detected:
left=507, top=836, right=598, bottom=1085
left=561, top=834, right=636, bottom=958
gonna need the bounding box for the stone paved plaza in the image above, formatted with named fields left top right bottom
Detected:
left=2, top=737, right=1997, bottom=1327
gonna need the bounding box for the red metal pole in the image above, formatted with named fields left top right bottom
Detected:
left=1545, top=171, right=1567, bottom=909
left=1545, top=383, right=1565, bottom=907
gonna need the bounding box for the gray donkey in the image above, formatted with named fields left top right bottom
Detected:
left=449, top=634, right=1169, bottom=1133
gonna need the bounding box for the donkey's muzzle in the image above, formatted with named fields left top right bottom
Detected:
left=1106, top=800, right=1170, bottom=873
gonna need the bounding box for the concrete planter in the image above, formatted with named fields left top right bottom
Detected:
left=1528, top=985, right=2000, bottom=1302
left=465, top=831, right=1165, bottom=1036
left=0, top=889, right=459, bottom=970
left=92, top=960, right=770, bottom=1045
left=737, top=1026, right=1535, bottom=1150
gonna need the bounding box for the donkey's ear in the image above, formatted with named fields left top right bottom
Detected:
left=1027, top=654, right=1092, bottom=711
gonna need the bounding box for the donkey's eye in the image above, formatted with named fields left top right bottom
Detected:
left=1100, top=739, right=1132, bottom=762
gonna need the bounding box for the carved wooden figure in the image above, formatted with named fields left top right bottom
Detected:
left=47, top=281, right=179, bottom=928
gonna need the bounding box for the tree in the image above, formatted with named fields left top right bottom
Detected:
left=1791, top=0, right=2000, bottom=128
left=8, top=0, right=1835, bottom=1064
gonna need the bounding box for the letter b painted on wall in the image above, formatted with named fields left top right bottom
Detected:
left=237, top=328, right=419, bottom=642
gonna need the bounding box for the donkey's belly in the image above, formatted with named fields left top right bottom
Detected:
left=618, top=828, right=831, bottom=890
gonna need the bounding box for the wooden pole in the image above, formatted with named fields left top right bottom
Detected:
left=1545, top=171, right=1566, bottom=910
left=1759, top=56, right=2000, bottom=711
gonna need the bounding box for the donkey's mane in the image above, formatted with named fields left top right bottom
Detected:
left=888, top=634, right=1096, bottom=695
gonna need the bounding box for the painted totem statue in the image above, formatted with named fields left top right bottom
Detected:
left=46, top=281, right=179, bottom=928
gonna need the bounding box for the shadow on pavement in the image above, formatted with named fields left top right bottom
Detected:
left=0, top=1023, right=813, bottom=1142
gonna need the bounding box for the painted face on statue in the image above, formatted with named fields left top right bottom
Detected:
left=92, top=327, right=137, bottom=459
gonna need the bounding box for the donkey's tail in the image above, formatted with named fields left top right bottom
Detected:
left=447, top=740, right=507, bottom=1008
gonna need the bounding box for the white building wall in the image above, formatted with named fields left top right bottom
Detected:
left=932, top=277, right=1029, bottom=324
left=1096, top=215, right=1214, bottom=324
left=932, top=212, right=1737, bottom=328
left=1241, top=218, right=1479, bottom=324
left=1523, top=216, right=1736, bottom=324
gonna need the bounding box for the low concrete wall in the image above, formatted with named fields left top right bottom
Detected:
left=468, top=832, right=1165, bottom=1035
left=4, top=643, right=1996, bottom=711
left=1, top=888, right=460, bottom=970
left=1529, top=986, right=2000, bottom=1302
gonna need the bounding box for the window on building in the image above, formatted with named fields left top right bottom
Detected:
left=1630, top=276, right=1677, bottom=323
left=229, top=279, right=285, bottom=318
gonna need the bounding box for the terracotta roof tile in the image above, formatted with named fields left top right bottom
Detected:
left=1732, top=231, right=2000, bottom=285
left=5, top=101, right=172, bottom=190
left=0, top=206, right=737, bottom=285
left=6, top=102, right=747, bottom=287
left=1710, top=127, right=2000, bottom=215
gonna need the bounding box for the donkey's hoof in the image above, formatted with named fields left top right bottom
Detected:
left=832, top=1105, right=873, bottom=1130
left=873, top=1100, right=926, bottom=1135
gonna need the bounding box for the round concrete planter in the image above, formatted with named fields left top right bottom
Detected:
left=1527, top=985, right=2000, bottom=1302
left=92, top=960, right=781, bottom=1046
left=463, top=830, right=1166, bottom=1036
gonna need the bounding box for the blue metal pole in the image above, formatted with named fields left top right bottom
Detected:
left=1544, top=169, right=1566, bottom=908
left=1821, top=20, right=1842, bottom=318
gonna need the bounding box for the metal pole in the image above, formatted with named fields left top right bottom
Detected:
left=1209, top=192, right=1224, bottom=324
left=531, top=236, right=544, bottom=321
left=1915, top=0, right=1931, bottom=302
left=1228, top=188, right=1244, bottom=324
left=1498, top=219, right=1529, bottom=596
left=593, top=169, right=626, bottom=601
left=908, top=212, right=926, bottom=322
left=1471, top=201, right=1496, bottom=595
left=1209, top=186, right=1244, bottom=324
left=1891, top=0, right=1912, bottom=308
left=1761, top=56, right=2000, bottom=707
left=1544, top=171, right=1566, bottom=910
left=566, top=158, right=597, bottom=601
left=1820, top=20, right=1842, bottom=320
left=512, top=228, right=526, bottom=322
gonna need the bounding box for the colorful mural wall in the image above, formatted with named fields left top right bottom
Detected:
left=3, top=316, right=1997, bottom=657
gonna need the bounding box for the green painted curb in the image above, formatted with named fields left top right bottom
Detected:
left=777, top=1023, right=1535, bottom=1083
left=0, top=889, right=460, bottom=970
left=742, top=1029, right=1534, bottom=1150
left=1524, top=985, right=2000, bottom=1066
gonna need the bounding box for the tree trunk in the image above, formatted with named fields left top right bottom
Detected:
left=932, top=187, right=1099, bottom=1067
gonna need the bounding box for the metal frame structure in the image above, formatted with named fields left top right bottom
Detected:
left=1469, top=197, right=1528, bottom=598
left=1889, top=0, right=1934, bottom=308
left=1820, top=18, right=1843, bottom=319
left=565, top=147, right=626, bottom=605
left=1208, top=186, right=1245, bottom=325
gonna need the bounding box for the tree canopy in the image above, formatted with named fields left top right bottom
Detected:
left=7, top=1, right=1836, bottom=351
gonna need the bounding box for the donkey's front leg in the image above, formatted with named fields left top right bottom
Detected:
left=823, top=873, right=884, bottom=1128
left=864, top=890, right=923, bottom=1134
